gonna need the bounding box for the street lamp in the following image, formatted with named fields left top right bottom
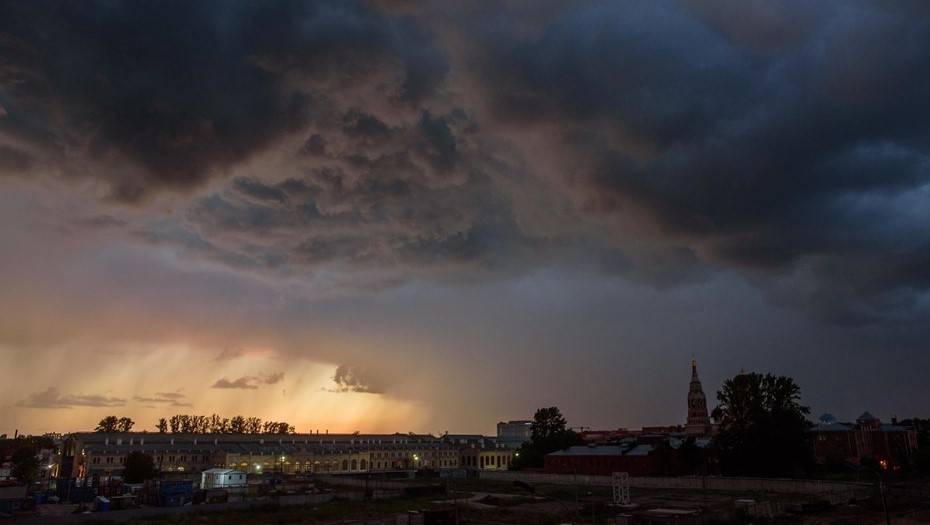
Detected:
left=861, top=461, right=891, bottom=525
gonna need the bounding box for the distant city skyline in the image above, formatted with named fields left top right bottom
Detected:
left=1, top=357, right=914, bottom=438
left=3, top=1, right=930, bottom=436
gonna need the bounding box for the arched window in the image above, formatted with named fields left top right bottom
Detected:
left=351, top=459, right=358, bottom=470
left=360, top=459, right=367, bottom=470
left=341, top=459, right=348, bottom=471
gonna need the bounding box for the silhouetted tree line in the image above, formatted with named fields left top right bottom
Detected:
left=155, top=414, right=295, bottom=434
left=95, top=416, right=135, bottom=432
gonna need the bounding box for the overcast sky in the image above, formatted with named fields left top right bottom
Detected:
left=2, top=0, right=930, bottom=436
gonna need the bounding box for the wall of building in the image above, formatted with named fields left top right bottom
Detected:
left=66, top=432, right=461, bottom=479
left=460, top=448, right=514, bottom=470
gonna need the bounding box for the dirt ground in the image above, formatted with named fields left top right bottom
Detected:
left=17, top=477, right=930, bottom=524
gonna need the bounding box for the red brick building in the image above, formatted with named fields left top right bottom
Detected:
left=544, top=444, right=686, bottom=477
left=811, top=412, right=918, bottom=467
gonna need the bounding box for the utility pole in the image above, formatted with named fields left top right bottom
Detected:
left=879, top=470, right=890, bottom=525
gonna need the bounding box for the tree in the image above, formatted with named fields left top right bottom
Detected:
left=169, top=415, right=180, bottom=433
left=511, top=406, right=583, bottom=470
left=230, top=416, right=246, bottom=434
left=246, top=417, right=262, bottom=434
left=11, top=447, right=40, bottom=484
left=117, top=417, right=134, bottom=432
left=530, top=407, right=570, bottom=442
left=0, top=436, right=53, bottom=485
left=712, top=372, right=813, bottom=477
left=96, top=416, right=120, bottom=433
left=123, top=451, right=157, bottom=483
left=156, top=418, right=168, bottom=433
left=209, top=414, right=224, bottom=433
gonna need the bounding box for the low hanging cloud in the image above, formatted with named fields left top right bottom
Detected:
left=16, top=387, right=127, bottom=409
left=327, top=365, right=385, bottom=394
left=211, top=372, right=285, bottom=390
left=132, top=392, right=192, bottom=407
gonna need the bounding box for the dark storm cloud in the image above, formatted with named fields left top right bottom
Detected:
left=469, top=1, right=930, bottom=232
left=453, top=0, right=930, bottom=321
left=174, top=103, right=555, bottom=280
left=328, top=365, right=384, bottom=394
left=16, top=387, right=127, bottom=409
left=0, top=0, right=447, bottom=201
left=2, top=0, right=930, bottom=325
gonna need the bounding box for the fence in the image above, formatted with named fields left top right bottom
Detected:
left=479, top=471, right=872, bottom=498
left=313, top=475, right=425, bottom=491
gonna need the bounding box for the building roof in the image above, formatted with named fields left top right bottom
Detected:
left=71, top=432, right=455, bottom=455
left=71, top=432, right=439, bottom=443
left=626, top=444, right=654, bottom=456
left=548, top=444, right=657, bottom=457
left=549, top=446, right=626, bottom=457
left=811, top=422, right=855, bottom=432
left=201, top=468, right=244, bottom=475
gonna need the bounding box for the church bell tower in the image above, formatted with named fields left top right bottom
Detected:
left=686, top=357, right=711, bottom=434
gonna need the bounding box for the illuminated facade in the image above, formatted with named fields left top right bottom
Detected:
left=63, top=432, right=460, bottom=479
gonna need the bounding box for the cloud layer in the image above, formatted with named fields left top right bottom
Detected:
left=17, top=388, right=127, bottom=409
left=2, top=0, right=928, bottom=324
left=2, top=1, right=930, bottom=432
left=212, top=373, right=285, bottom=390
